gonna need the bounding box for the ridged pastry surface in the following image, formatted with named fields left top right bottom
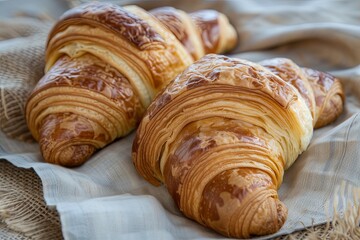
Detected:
left=132, top=54, right=316, bottom=238
left=133, top=54, right=344, bottom=237
left=260, top=58, right=317, bottom=123
left=302, top=67, right=344, bottom=128
left=46, top=2, right=193, bottom=106
left=150, top=7, right=204, bottom=61
left=260, top=58, right=344, bottom=128
left=27, top=54, right=143, bottom=165
left=25, top=2, right=238, bottom=166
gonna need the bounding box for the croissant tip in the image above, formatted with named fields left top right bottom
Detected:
left=245, top=197, right=288, bottom=238
left=46, top=144, right=96, bottom=167
left=276, top=199, right=288, bottom=229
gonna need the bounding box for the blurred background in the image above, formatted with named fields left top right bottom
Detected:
left=0, top=0, right=68, bottom=19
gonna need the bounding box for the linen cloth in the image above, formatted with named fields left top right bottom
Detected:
left=1, top=0, right=360, bottom=239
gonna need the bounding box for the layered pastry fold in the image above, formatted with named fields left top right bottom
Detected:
left=132, top=54, right=344, bottom=238
left=25, top=2, right=237, bottom=166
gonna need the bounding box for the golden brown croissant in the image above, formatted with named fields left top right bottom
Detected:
left=259, top=58, right=344, bottom=128
left=25, top=2, right=237, bottom=166
left=132, top=54, right=344, bottom=238
left=150, top=7, right=237, bottom=60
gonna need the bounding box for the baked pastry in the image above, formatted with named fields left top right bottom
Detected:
left=25, top=2, right=237, bottom=166
left=132, top=54, right=344, bottom=238
left=259, top=58, right=344, bottom=128
left=150, top=7, right=237, bottom=60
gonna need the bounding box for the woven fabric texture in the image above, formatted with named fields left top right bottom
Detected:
left=1, top=159, right=359, bottom=240
left=0, top=223, right=29, bottom=240
left=0, top=18, right=51, bottom=141
left=0, top=161, right=62, bottom=240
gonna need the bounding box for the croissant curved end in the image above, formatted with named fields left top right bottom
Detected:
left=215, top=196, right=288, bottom=238
left=46, top=144, right=96, bottom=167
left=301, top=67, right=345, bottom=129
left=196, top=168, right=288, bottom=238
left=246, top=196, right=288, bottom=237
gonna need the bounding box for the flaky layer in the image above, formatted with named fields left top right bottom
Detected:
left=132, top=54, right=314, bottom=238
left=260, top=58, right=317, bottom=124
left=46, top=2, right=193, bottom=107
left=190, top=10, right=237, bottom=54
left=302, top=67, right=345, bottom=128
left=150, top=7, right=204, bottom=61
left=25, top=2, right=238, bottom=167
left=26, top=54, right=143, bottom=165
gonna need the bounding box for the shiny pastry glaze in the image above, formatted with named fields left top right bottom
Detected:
left=134, top=55, right=300, bottom=237
left=190, top=10, right=220, bottom=54
left=146, top=54, right=299, bottom=121
left=29, top=54, right=143, bottom=121
left=302, top=67, right=345, bottom=128
left=39, top=112, right=99, bottom=166
left=151, top=7, right=195, bottom=59
left=260, top=58, right=315, bottom=119
left=26, top=54, right=144, bottom=166
left=26, top=2, right=239, bottom=168
left=260, top=58, right=344, bottom=128
left=133, top=54, right=344, bottom=238
left=303, top=67, right=340, bottom=94
left=164, top=119, right=269, bottom=207
left=302, top=67, right=333, bottom=109
left=199, top=168, right=273, bottom=218
left=48, top=2, right=165, bottom=50
left=147, top=92, right=172, bottom=120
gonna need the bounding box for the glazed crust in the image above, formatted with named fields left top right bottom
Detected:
left=190, top=9, right=238, bottom=54
left=132, top=54, right=344, bottom=238
left=302, top=67, right=345, bottom=128
left=260, top=58, right=345, bottom=128
left=151, top=7, right=238, bottom=60
left=133, top=54, right=313, bottom=238
left=26, top=54, right=143, bottom=166
left=25, top=2, right=238, bottom=167
left=150, top=7, right=204, bottom=61
left=45, top=3, right=194, bottom=105
left=260, top=58, right=317, bottom=124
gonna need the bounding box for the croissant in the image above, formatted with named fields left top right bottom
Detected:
left=25, top=2, right=237, bottom=166
left=259, top=58, right=344, bottom=129
left=132, top=54, right=344, bottom=238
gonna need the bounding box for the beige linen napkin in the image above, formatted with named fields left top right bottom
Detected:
left=0, top=17, right=51, bottom=141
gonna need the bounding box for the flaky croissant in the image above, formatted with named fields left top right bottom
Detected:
left=25, top=2, right=237, bottom=166
left=132, top=54, right=344, bottom=238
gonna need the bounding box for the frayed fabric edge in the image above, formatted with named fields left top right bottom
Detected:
left=283, top=181, right=360, bottom=240
left=0, top=162, right=62, bottom=240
